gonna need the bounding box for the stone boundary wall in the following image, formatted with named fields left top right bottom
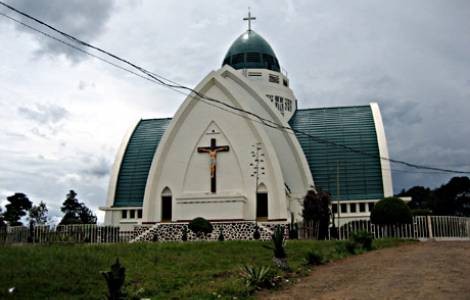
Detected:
left=132, top=221, right=289, bottom=242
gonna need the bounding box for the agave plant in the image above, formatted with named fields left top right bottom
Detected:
left=239, top=265, right=273, bottom=289
left=269, top=225, right=289, bottom=271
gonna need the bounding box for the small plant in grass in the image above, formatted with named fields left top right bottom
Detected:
left=253, top=225, right=261, bottom=240
left=181, top=226, right=189, bottom=242
left=239, top=265, right=274, bottom=290
left=288, top=214, right=299, bottom=240
left=101, top=259, right=126, bottom=300
left=266, top=225, right=289, bottom=271
left=188, top=217, right=213, bottom=238
left=218, top=228, right=225, bottom=241
left=304, top=249, right=325, bottom=266
left=346, top=230, right=374, bottom=253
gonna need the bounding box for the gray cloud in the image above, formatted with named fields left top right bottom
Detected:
left=5, top=0, right=115, bottom=62
left=18, top=103, right=69, bottom=125
left=83, top=157, right=112, bottom=178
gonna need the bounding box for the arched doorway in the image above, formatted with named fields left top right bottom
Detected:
left=161, top=187, right=172, bottom=222
left=256, top=183, right=268, bottom=220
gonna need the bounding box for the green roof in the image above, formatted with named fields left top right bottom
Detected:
left=222, top=30, right=280, bottom=72
left=289, top=105, right=384, bottom=201
left=113, top=105, right=384, bottom=207
left=113, top=118, right=171, bottom=207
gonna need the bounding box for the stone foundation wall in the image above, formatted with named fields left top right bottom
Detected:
left=131, top=221, right=289, bottom=242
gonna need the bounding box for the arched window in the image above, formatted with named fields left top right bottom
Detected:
left=161, top=187, right=172, bottom=222
left=256, top=183, right=268, bottom=220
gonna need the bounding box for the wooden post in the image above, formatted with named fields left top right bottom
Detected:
left=427, top=215, right=433, bottom=239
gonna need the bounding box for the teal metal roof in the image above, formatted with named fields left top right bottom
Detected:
left=113, top=118, right=171, bottom=207
left=289, top=105, right=384, bottom=201
left=222, top=30, right=280, bottom=72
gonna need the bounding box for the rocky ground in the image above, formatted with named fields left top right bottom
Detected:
left=260, top=241, right=470, bottom=300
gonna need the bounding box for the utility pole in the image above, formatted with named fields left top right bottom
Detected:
left=336, top=160, right=341, bottom=228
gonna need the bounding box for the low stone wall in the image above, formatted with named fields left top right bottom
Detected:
left=132, top=221, right=289, bottom=242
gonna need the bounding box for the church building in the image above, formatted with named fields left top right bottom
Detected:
left=101, top=14, right=393, bottom=237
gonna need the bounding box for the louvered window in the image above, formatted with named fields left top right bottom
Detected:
left=246, top=52, right=261, bottom=62
left=231, top=53, right=244, bottom=64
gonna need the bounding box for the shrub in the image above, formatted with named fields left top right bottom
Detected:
left=370, top=197, right=412, bottom=225
left=101, top=259, right=126, bottom=300
left=239, top=265, right=274, bottom=290
left=350, top=230, right=373, bottom=251
left=304, top=249, right=324, bottom=266
left=288, top=214, right=299, bottom=240
left=181, top=226, right=188, bottom=242
left=253, top=226, right=261, bottom=240
left=188, top=217, right=213, bottom=237
left=218, top=228, right=225, bottom=242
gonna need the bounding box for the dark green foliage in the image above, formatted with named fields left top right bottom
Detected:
left=218, top=228, right=225, bottom=242
left=253, top=226, right=261, bottom=240
left=288, top=213, right=299, bottom=240
left=370, top=197, right=412, bottom=225
left=305, top=249, right=324, bottom=266
left=60, top=190, right=97, bottom=225
left=188, top=217, right=213, bottom=237
left=0, top=207, right=6, bottom=228
left=411, top=208, right=433, bottom=216
left=398, top=176, right=470, bottom=217
left=181, top=226, right=189, bottom=242
left=271, top=226, right=286, bottom=259
left=101, top=259, right=126, bottom=300
left=302, top=189, right=331, bottom=239
left=3, top=193, right=32, bottom=226
left=350, top=230, right=373, bottom=251
left=239, top=265, right=274, bottom=290
left=29, top=201, right=49, bottom=225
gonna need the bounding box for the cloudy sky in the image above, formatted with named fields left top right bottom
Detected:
left=0, top=0, right=469, bottom=223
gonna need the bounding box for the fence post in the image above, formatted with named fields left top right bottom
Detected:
left=427, top=215, right=433, bottom=239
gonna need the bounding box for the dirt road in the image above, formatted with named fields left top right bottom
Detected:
left=260, top=241, right=470, bottom=300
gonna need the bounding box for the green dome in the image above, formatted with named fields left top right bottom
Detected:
left=222, top=30, right=280, bottom=72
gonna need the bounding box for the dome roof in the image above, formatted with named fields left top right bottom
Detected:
left=222, top=30, right=280, bottom=72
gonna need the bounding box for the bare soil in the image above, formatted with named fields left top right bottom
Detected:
left=260, top=241, right=470, bottom=300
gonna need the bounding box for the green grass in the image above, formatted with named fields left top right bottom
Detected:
left=0, top=239, right=412, bottom=299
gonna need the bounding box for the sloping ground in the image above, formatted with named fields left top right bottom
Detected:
left=260, top=241, right=470, bottom=300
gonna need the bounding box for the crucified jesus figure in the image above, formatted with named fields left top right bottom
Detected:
left=197, top=138, right=230, bottom=193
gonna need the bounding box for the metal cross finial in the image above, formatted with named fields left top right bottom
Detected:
left=243, top=8, right=256, bottom=31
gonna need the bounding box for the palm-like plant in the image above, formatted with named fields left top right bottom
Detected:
left=268, top=225, right=289, bottom=270
left=239, top=265, right=273, bottom=289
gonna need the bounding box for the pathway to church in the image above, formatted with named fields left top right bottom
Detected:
left=260, top=241, right=470, bottom=300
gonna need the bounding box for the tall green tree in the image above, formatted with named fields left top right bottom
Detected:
left=60, top=190, right=97, bottom=225
left=3, top=193, right=32, bottom=226
left=29, top=201, right=49, bottom=225
left=302, top=189, right=331, bottom=239
left=0, top=207, right=6, bottom=228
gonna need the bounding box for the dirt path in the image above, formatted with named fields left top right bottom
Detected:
left=260, top=241, right=470, bottom=300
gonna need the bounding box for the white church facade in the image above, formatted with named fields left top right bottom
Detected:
left=101, top=17, right=393, bottom=236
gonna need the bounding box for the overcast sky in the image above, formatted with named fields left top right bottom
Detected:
left=0, top=0, right=469, bottom=223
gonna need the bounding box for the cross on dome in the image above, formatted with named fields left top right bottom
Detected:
left=243, top=8, right=256, bottom=31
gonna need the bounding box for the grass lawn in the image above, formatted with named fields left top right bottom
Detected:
left=0, top=239, right=412, bottom=299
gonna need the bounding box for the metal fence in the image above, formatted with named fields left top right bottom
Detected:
left=323, top=216, right=470, bottom=241
left=0, top=224, right=134, bottom=245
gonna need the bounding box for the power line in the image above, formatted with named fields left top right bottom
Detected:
left=1, top=1, right=469, bottom=175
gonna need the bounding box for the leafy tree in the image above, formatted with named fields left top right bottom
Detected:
left=370, top=197, right=412, bottom=225
left=0, top=207, right=6, bottom=228
left=3, top=193, right=32, bottom=226
left=302, top=189, right=331, bottom=239
left=434, top=177, right=470, bottom=215
left=29, top=201, right=49, bottom=225
left=60, top=190, right=97, bottom=225
left=398, top=186, right=436, bottom=210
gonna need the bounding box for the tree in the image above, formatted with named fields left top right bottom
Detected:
left=29, top=201, right=49, bottom=225
left=370, top=197, right=412, bottom=225
left=60, top=190, right=97, bottom=225
left=398, top=186, right=436, bottom=210
left=302, top=189, right=331, bottom=239
left=0, top=207, right=6, bottom=228
left=3, top=193, right=32, bottom=226
left=434, top=177, right=470, bottom=215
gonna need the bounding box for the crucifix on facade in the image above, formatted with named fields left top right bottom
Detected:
left=197, top=138, right=230, bottom=193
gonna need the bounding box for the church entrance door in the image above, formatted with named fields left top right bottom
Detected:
left=161, top=196, right=172, bottom=222
left=256, top=193, right=268, bottom=220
